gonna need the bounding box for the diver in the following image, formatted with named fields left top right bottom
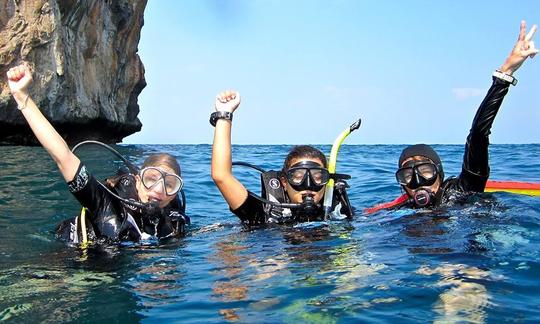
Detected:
left=210, top=90, right=353, bottom=225
left=6, top=63, right=189, bottom=243
left=367, top=21, right=538, bottom=213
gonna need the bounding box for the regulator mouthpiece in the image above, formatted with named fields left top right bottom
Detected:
left=413, top=189, right=434, bottom=208
left=299, top=194, right=319, bottom=217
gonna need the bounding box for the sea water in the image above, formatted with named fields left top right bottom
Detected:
left=0, top=144, right=539, bottom=323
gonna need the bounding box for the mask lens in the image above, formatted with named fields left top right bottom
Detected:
left=164, top=174, right=183, bottom=195
left=396, top=168, right=414, bottom=185
left=141, top=168, right=162, bottom=189
left=309, top=169, right=330, bottom=186
left=416, top=163, right=436, bottom=181
left=287, top=168, right=308, bottom=185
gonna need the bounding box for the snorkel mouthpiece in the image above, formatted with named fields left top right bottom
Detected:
left=413, top=189, right=433, bottom=208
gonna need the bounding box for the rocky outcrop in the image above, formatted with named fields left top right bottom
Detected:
left=0, top=0, right=147, bottom=145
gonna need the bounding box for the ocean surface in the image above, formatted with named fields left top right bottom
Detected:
left=1, top=144, right=539, bottom=323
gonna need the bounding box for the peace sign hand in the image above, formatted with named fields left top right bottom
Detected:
left=501, top=21, right=538, bottom=74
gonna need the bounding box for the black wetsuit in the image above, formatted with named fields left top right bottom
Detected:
left=55, top=163, right=188, bottom=243
left=232, top=181, right=353, bottom=225
left=399, top=76, right=512, bottom=208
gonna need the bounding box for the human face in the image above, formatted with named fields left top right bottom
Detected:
left=399, top=156, right=441, bottom=197
left=281, top=157, right=327, bottom=204
left=136, top=165, right=182, bottom=208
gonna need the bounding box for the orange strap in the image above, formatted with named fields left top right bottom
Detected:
left=364, top=194, right=409, bottom=215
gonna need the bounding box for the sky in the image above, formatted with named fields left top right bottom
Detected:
left=125, top=0, right=540, bottom=145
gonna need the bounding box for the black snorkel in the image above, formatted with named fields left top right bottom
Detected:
left=71, top=140, right=187, bottom=216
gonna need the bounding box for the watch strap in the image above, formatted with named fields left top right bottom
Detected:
left=210, top=111, right=233, bottom=127
left=493, top=70, right=517, bottom=86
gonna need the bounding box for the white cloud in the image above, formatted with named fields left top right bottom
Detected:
left=451, top=88, right=485, bottom=101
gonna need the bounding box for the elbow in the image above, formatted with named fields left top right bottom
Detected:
left=211, top=168, right=227, bottom=185
left=211, top=159, right=233, bottom=185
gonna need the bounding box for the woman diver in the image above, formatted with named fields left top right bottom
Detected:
left=210, top=90, right=353, bottom=225
left=6, top=63, right=188, bottom=243
left=367, top=21, right=538, bottom=213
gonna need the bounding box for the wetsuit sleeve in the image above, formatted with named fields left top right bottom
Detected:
left=66, top=162, right=110, bottom=215
left=458, top=76, right=511, bottom=192
left=230, top=191, right=266, bottom=225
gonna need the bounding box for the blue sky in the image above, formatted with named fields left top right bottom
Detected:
left=125, top=1, right=540, bottom=145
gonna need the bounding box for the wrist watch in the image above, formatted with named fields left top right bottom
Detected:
left=210, top=111, right=233, bottom=127
left=493, top=70, right=517, bottom=86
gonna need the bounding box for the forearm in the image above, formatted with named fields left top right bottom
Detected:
left=211, top=119, right=234, bottom=180
left=211, top=119, right=248, bottom=209
left=463, top=77, right=510, bottom=173
left=14, top=92, right=80, bottom=181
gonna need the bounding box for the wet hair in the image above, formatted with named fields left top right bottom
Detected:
left=282, top=145, right=327, bottom=172
left=142, top=153, right=181, bottom=176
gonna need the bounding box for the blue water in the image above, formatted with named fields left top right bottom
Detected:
left=1, top=144, right=540, bottom=323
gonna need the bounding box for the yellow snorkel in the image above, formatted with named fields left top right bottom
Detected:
left=323, top=118, right=361, bottom=219
left=80, top=207, right=89, bottom=245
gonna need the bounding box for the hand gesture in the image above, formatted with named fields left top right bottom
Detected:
left=215, top=90, right=241, bottom=113
left=501, top=21, right=538, bottom=74
left=6, top=62, right=33, bottom=95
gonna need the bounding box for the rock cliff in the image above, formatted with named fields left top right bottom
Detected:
left=0, top=0, right=147, bottom=145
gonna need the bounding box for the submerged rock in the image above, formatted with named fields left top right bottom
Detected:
left=0, top=0, right=147, bottom=145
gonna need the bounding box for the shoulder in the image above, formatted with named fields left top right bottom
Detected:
left=67, top=164, right=91, bottom=193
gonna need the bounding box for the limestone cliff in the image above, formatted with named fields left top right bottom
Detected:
left=0, top=0, right=147, bottom=145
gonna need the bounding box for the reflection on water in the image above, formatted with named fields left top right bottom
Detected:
left=1, top=144, right=540, bottom=322
left=417, top=263, right=500, bottom=324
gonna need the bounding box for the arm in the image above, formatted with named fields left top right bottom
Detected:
left=459, top=21, right=537, bottom=192
left=7, top=63, right=80, bottom=182
left=210, top=90, right=249, bottom=210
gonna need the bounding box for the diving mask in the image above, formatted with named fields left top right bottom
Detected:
left=140, top=167, right=183, bottom=196
left=396, top=161, right=438, bottom=189
left=285, top=161, right=330, bottom=192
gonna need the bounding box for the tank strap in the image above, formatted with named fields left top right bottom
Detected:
left=364, top=194, right=409, bottom=215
